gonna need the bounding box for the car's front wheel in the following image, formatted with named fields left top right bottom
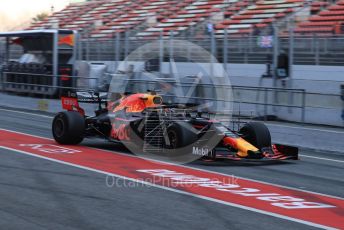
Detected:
left=52, top=111, right=85, bottom=145
left=239, top=122, right=271, bottom=150
left=165, top=122, right=197, bottom=149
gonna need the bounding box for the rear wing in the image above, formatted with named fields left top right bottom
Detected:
left=61, top=91, right=85, bottom=115
left=76, top=91, right=109, bottom=104
left=61, top=90, right=108, bottom=115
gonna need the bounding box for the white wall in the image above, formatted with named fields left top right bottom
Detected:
left=85, top=61, right=344, bottom=126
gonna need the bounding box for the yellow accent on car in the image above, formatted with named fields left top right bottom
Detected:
left=236, top=138, right=259, bottom=157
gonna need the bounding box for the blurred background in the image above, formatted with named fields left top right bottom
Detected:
left=0, top=0, right=343, bottom=128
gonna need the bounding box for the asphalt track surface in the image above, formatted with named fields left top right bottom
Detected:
left=0, top=108, right=343, bottom=230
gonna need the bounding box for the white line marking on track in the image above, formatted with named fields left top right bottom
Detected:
left=300, top=154, right=344, bottom=163
left=267, top=124, right=344, bottom=134
left=1, top=128, right=343, bottom=201
left=0, top=145, right=337, bottom=230
left=0, top=108, right=53, bottom=119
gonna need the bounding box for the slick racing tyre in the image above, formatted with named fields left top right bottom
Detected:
left=52, top=111, right=85, bottom=145
left=166, top=122, right=197, bottom=149
left=239, top=122, right=271, bottom=150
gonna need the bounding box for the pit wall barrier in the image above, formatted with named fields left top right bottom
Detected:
left=0, top=61, right=342, bottom=127
left=102, top=61, right=344, bottom=127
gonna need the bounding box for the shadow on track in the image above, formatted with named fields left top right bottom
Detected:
left=82, top=140, right=296, bottom=167
left=194, top=159, right=295, bottom=167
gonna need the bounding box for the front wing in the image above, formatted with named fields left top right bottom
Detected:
left=211, top=144, right=299, bottom=161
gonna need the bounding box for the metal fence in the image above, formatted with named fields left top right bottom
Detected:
left=1, top=69, right=343, bottom=126
left=1, top=33, right=344, bottom=67
left=76, top=33, right=344, bottom=66
left=0, top=30, right=343, bottom=126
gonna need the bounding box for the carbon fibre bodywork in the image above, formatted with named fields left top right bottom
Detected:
left=56, top=91, right=298, bottom=161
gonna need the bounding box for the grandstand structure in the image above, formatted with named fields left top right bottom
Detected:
left=21, top=0, right=344, bottom=66
left=27, top=0, right=344, bottom=39
left=295, top=0, right=344, bottom=35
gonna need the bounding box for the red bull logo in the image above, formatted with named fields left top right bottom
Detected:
left=58, top=35, right=74, bottom=47
left=111, top=124, right=130, bottom=141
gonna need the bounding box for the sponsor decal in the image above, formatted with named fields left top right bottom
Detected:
left=61, top=97, right=84, bottom=115
left=19, top=144, right=80, bottom=154
left=1, top=130, right=343, bottom=229
left=111, top=124, right=130, bottom=140
left=137, top=169, right=335, bottom=210
left=58, top=34, right=74, bottom=47
left=192, top=146, right=211, bottom=156
left=61, top=97, right=78, bottom=109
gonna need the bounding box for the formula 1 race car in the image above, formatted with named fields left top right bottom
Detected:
left=52, top=91, right=298, bottom=162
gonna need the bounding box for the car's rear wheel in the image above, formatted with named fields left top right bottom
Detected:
left=239, top=122, right=271, bottom=150
left=52, top=111, right=85, bottom=145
